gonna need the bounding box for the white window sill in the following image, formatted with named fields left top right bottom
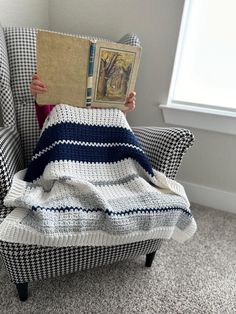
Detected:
left=160, top=103, right=236, bottom=135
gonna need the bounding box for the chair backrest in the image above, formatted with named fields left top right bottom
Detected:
left=2, top=27, right=40, bottom=167
left=0, top=24, right=141, bottom=166
left=0, top=25, right=16, bottom=127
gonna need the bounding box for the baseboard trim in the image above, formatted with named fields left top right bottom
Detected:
left=180, top=180, right=236, bottom=214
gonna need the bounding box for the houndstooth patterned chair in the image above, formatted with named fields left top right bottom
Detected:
left=0, top=25, right=194, bottom=301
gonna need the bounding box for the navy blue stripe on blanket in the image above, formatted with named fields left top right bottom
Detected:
left=24, top=144, right=154, bottom=182
left=34, top=123, right=140, bottom=155
left=31, top=205, right=192, bottom=217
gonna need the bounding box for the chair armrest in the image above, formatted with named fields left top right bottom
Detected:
left=132, top=127, right=194, bottom=179
left=0, top=126, right=23, bottom=218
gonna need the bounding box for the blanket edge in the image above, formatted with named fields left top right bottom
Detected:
left=0, top=208, right=197, bottom=247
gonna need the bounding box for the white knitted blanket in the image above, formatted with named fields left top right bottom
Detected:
left=1, top=105, right=197, bottom=247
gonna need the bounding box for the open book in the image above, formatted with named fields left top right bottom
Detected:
left=36, top=31, right=141, bottom=109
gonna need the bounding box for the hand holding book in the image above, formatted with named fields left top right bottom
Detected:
left=30, top=73, right=136, bottom=113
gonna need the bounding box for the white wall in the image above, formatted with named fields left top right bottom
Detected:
left=0, top=0, right=49, bottom=28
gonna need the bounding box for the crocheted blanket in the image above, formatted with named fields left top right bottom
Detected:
left=1, top=105, right=197, bottom=247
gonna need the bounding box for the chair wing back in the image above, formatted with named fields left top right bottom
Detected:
left=0, top=25, right=17, bottom=127
left=2, top=26, right=40, bottom=166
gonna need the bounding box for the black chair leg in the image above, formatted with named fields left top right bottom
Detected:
left=145, top=251, right=156, bottom=267
left=15, top=282, right=28, bottom=301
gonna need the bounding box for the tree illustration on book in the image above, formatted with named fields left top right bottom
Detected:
left=96, top=49, right=135, bottom=102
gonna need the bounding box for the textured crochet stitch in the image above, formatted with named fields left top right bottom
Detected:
left=1, top=105, right=197, bottom=247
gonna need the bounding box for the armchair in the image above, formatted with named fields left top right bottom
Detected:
left=0, top=25, right=194, bottom=301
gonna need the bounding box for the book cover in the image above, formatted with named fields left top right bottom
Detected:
left=36, top=31, right=141, bottom=109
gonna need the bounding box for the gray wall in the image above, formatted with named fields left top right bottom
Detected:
left=0, top=0, right=49, bottom=28
left=0, top=0, right=235, bottom=205
left=177, top=126, right=236, bottom=194
left=49, top=0, right=183, bottom=127
left=49, top=0, right=236, bottom=197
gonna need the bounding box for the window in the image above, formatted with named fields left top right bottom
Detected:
left=160, top=0, right=236, bottom=135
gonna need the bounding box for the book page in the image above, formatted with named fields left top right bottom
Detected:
left=36, top=31, right=90, bottom=107
left=91, top=41, right=141, bottom=109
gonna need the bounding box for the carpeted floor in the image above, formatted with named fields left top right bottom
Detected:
left=0, top=203, right=235, bottom=314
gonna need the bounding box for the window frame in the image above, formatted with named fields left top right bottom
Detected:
left=160, top=0, right=236, bottom=136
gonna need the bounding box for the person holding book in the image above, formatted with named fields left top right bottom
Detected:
left=30, top=74, right=136, bottom=129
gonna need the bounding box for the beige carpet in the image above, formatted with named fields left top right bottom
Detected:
left=0, top=203, right=235, bottom=314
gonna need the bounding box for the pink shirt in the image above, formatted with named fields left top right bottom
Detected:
left=35, top=103, right=54, bottom=129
